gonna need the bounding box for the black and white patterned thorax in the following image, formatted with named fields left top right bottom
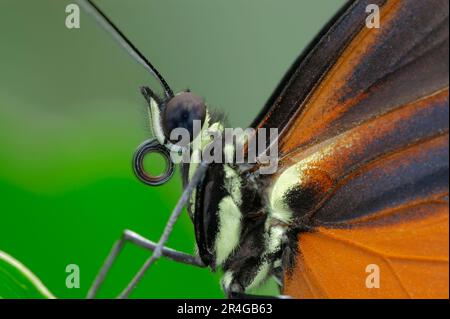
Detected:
left=148, top=93, right=299, bottom=295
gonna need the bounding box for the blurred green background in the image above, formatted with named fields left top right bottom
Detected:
left=0, top=0, right=344, bottom=298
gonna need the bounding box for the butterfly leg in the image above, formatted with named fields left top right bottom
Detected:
left=88, top=162, right=209, bottom=299
left=87, top=229, right=205, bottom=299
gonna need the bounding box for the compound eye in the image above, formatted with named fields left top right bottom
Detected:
left=162, top=92, right=206, bottom=145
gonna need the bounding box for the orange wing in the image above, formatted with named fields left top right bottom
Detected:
left=254, top=0, right=450, bottom=298
left=277, top=0, right=449, bottom=156
left=252, top=0, right=448, bottom=157
left=286, top=208, right=449, bottom=298
left=280, top=92, right=449, bottom=298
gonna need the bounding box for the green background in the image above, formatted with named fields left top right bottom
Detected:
left=0, top=0, right=344, bottom=298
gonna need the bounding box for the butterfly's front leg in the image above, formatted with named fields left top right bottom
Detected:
left=87, top=229, right=205, bottom=299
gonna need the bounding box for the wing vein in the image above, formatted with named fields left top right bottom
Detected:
left=317, top=230, right=449, bottom=263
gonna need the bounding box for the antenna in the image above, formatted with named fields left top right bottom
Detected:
left=76, top=0, right=174, bottom=98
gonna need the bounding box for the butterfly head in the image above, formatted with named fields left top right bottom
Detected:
left=143, top=88, right=208, bottom=150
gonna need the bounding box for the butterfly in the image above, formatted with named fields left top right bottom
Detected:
left=79, top=0, right=449, bottom=299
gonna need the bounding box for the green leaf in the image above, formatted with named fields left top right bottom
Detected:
left=0, top=250, right=55, bottom=299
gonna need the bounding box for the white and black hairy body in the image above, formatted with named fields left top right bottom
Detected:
left=147, top=90, right=300, bottom=296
